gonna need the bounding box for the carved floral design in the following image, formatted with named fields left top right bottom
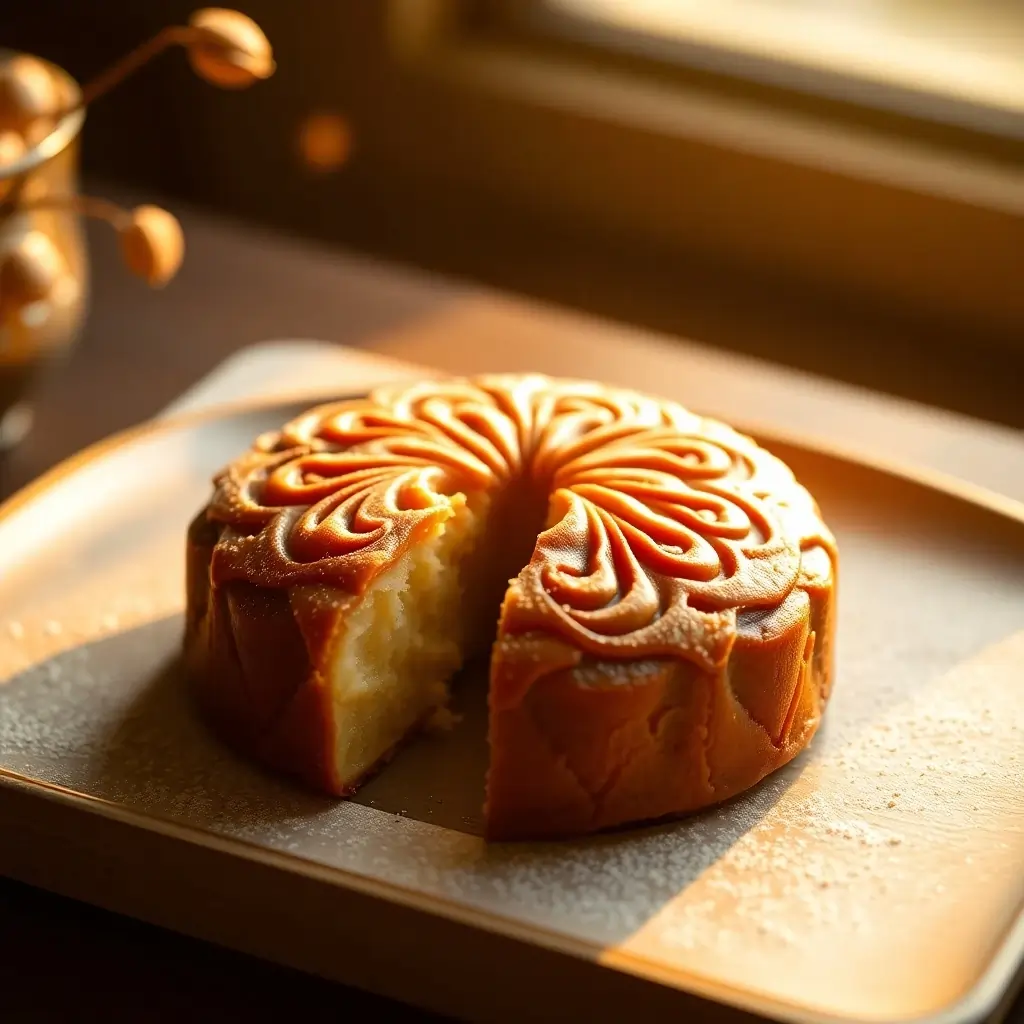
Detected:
left=206, top=375, right=835, bottom=663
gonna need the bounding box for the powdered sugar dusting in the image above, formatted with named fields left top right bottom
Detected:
left=615, top=627, right=1024, bottom=1017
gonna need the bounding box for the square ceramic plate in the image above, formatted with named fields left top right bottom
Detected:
left=1, top=395, right=1022, bottom=1024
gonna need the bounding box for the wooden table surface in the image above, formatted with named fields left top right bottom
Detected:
left=1, top=200, right=1021, bottom=1024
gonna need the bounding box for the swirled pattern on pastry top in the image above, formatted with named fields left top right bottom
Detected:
left=206, top=375, right=836, bottom=666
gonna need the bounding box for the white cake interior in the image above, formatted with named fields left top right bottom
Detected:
left=328, top=496, right=484, bottom=786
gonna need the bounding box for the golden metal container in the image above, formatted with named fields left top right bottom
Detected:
left=0, top=52, right=86, bottom=449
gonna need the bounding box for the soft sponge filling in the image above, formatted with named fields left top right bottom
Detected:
left=329, top=496, right=484, bottom=787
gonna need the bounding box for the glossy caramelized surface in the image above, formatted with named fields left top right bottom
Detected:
left=190, top=375, right=839, bottom=838
left=205, top=374, right=836, bottom=668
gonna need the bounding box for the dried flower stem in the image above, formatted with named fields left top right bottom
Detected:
left=13, top=194, right=184, bottom=286
left=1, top=9, right=270, bottom=292
left=62, top=14, right=273, bottom=119
left=73, top=26, right=192, bottom=113
left=13, top=9, right=273, bottom=152
left=14, top=193, right=131, bottom=229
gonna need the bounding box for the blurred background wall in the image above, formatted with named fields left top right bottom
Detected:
left=4, top=0, right=1022, bottom=424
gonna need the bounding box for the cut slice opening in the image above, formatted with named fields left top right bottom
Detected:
left=328, top=485, right=546, bottom=790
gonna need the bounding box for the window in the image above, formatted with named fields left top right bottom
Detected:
left=531, top=0, right=1024, bottom=138
left=374, top=0, right=1022, bottom=342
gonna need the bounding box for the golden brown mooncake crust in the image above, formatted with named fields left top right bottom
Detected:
left=184, top=374, right=837, bottom=840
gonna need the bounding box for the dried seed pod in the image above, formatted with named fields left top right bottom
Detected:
left=0, top=55, right=62, bottom=133
left=0, top=130, right=27, bottom=201
left=298, top=112, right=353, bottom=173
left=119, top=204, right=184, bottom=287
left=0, top=230, right=66, bottom=315
left=186, top=9, right=275, bottom=89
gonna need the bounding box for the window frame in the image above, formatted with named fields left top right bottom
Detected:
left=501, top=0, right=1024, bottom=142
left=374, top=0, right=1023, bottom=340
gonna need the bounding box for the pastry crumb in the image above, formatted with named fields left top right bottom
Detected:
left=425, top=705, right=463, bottom=733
